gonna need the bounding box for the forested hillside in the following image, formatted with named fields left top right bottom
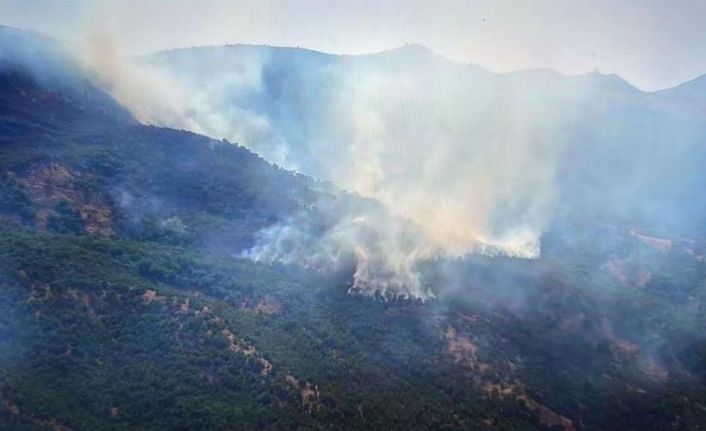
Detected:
left=1, top=26, right=706, bottom=430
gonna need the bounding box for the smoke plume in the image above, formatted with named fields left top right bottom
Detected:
left=65, top=37, right=699, bottom=299
left=101, top=45, right=581, bottom=298
left=4, top=21, right=706, bottom=303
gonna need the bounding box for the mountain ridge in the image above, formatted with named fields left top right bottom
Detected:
left=144, top=40, right=697, bottom=94
left=1, top=23, right=699, bottom=94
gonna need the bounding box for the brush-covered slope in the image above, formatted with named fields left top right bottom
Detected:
left=1, top=27, right=706, bottom=431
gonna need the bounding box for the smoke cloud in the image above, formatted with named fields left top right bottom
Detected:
left=52, top=32, right=705, bottom=299
left=91, top=45, right=584, bottom=299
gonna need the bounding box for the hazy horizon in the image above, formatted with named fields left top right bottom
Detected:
left=2, top=0, right=706, bottom=91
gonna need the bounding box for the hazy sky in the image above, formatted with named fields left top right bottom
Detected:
left=1, top=0, right=705, bottom=91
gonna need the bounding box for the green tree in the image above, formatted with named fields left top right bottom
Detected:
left=47, top=201, right=84, bottom=234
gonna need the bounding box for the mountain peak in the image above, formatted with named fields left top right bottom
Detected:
left=393, top=43, right=435, bottom=55
left=570, top=71, right=641, bottom=94
left=367, top=43, right=438, bottom=60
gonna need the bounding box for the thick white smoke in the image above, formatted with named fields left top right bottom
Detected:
left=75, top=41, right=584, bottom=298
left=242, top=194, right=441, bottom=300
